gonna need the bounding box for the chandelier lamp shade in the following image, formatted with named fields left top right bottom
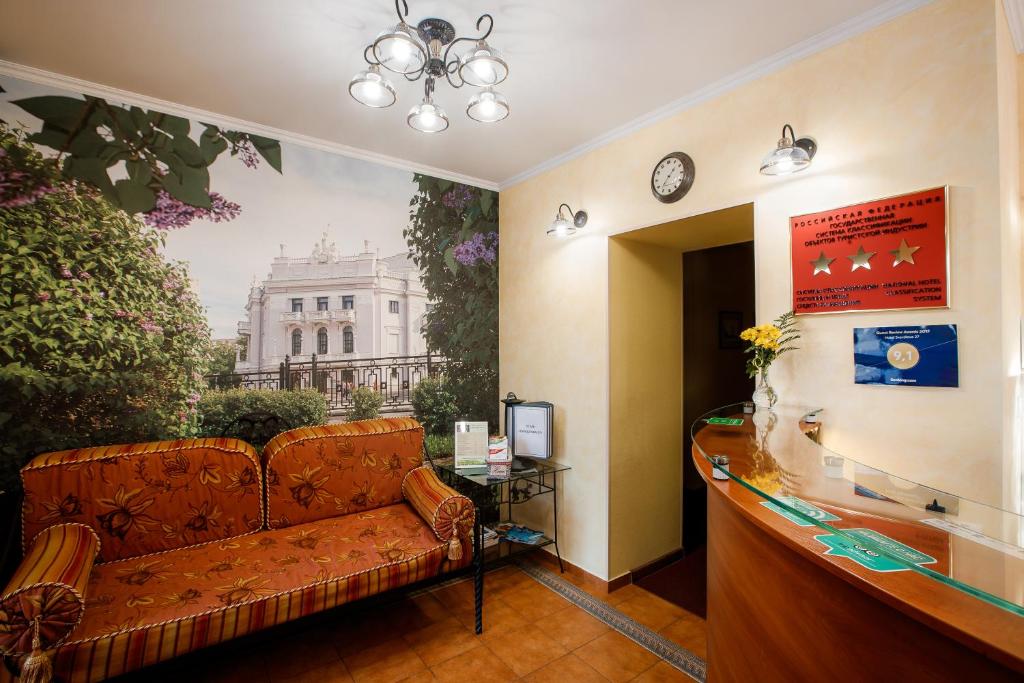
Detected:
left=760, top=124, right=817, bottom=175
left=546, top=203, right=588, bottom=238
left=351, top=0, right=511, bottom=133
left=348, top=65, right=398, bottom=108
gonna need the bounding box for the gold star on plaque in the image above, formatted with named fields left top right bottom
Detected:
left=847, top=245, right=876, bottom=271
left=890, top=239, right=920, bottom=267
left=810, top=251, right=836, bottom=276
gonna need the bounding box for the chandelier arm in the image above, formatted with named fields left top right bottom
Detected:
left=363, top=44, right=381, bottom=66
left=782, top=123, right=795, bottom=141
left=444, top=59, right=465, bottom=89
left=403, top=68, right=426, bottom=82
left=558, top=203, right=574, bottom=218
left=441, top=14, right=496, bottom=67
left=475, top=13, right=495, bottom=41
left=394, top=0, right=409, bottom=22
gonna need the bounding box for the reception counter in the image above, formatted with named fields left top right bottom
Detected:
left=692, top=405, right=1024, bottom=682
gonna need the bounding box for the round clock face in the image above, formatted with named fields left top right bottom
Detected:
left=651, top=152, right=695, bottom=203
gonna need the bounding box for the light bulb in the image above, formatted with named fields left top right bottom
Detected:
left=466, top=87, right=509, bottom=123
left=471, top=60, right=497, bottom=84
left=348, top=65, right=396, bottom=108
left=408, top=99, right=449, bottom=133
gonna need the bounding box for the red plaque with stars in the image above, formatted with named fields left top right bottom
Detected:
left=790, top=187, right=948, bottom=314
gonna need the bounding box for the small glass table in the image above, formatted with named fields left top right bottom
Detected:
left=430, top=457, right=570, bottom=633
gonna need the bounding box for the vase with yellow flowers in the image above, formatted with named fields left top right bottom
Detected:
left=740, top=311, right=800, bottom=410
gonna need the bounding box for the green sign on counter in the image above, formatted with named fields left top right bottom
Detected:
left=706, top=417, right=744, bottom=426
left=815, top=528, right=937, bottom=573
left=760, top=495, right=840, bottom=527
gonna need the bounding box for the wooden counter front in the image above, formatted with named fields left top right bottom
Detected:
left=694, top=418, right=1024, bottom=682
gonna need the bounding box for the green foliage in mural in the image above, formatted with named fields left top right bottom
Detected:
left=348, top=386, right=385, bottom=422
left=208, top=341, right=238, bottom=377
left=0, top=125, right=210, bottom=490
left=195, top=388, right=327, bottom=448
left=405, top=176, right=498, bottom=429
left=10, top=93, right=280, bottom=218
left=411, top=377, right=459, bottom=435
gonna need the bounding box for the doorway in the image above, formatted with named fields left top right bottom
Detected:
left=607, top=204, right=754, bottom=618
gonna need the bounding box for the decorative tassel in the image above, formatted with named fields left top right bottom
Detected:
left=447, top=537, right=463, bottom=561
left=19, top=617, right=53, bottom=683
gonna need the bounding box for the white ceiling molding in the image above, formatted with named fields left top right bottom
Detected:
left=0, top=59, right=499, bottom=191
left=499, top=0, right=933, bottom=189
left=1006, top=0, right=1024, bottom=53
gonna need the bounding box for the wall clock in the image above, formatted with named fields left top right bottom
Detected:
left=651, top=152, right=695, bottom=203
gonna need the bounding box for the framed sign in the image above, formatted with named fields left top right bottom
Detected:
left=507, top=401, right=553, bottom=460
left=853, top=324, right=959, bottom=387
left=791, top=187, right=949, bottom=315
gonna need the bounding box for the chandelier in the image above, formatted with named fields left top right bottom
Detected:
left=348, top=0, right=510, bottom=133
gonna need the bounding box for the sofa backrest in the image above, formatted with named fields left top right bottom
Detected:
left=263, top=418, right=424, bottom=529
left=21, top=438, right=263, bottom=563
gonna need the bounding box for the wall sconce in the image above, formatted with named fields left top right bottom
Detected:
left=546, top=203, right=588, bottom=237
left=760, top=124, right=817, bottom=176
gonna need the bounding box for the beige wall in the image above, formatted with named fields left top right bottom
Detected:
left=996, top=1, right=1024, bottom=515
left=608, top=238, right=683, bottom=578
left=499, top=0, right=1022, bottom=579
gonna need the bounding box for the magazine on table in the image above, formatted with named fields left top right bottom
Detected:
left=486, top=522, right=546, bottom=545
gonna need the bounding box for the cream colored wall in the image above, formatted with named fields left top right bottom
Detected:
left=996, top=1, right=1023, bottom=516
left=607, top=238, right=683, bottom=578
left=500, top=0, right=1020, bottom=579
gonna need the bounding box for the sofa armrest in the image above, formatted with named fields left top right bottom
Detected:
left=402, top=466, right=475, bottom=562
left=0, top=523, right=99, bottom=658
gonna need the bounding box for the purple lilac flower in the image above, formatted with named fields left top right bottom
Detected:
left=453, top=231, right=498, bottom=266
left=37, top=292, right=50, bottom=302
left=83, top=312, right=93, bottom=321
left=143, top=190, right=241, bottom=229
left=78, top=271, right=91, bottom=280
left=0, top=149, right=57, bottom=209
left=234, top=138, right=260, bottom=169
left=441, top=185, right=474, bottom=212
left=60, top=267, right=74, bottom=279
left=140, top=319, right=163, bottom=334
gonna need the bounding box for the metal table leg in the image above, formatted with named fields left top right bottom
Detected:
left=474, top=512, right=484, bottom=634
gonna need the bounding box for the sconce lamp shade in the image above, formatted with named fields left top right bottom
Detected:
left=760, top=124, right=817, bottom=176
left=546, top=203, right=588, bottom=237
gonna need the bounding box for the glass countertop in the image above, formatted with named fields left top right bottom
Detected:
left=692, top=404, right=1024, bottom=617
left=431, top=457, right=570, bottom=488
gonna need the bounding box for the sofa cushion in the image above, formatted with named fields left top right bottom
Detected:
left=21, top=439, right=263, bottom=563
left=46, top=503, right=447, bottom=683
left=0, top=523, right=100, bottom=655
left=263, top=418, right=424, bottom=529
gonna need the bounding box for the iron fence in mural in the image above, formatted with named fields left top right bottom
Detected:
left=205, top=353, right=448, bottom=413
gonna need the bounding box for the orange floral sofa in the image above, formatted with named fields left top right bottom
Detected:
left=0, top=418, right=474, bottom=683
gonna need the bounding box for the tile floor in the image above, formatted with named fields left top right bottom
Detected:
left=124, top=564, right=707, bottom=683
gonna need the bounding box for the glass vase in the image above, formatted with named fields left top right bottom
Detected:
left=752, top=368, right=778, bottom=410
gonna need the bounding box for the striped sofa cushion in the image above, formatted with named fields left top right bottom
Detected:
left=21, top=439, right=263, bottom=563
left=0, top=524, right=100, bottom=655
left=31, top=503, right=448, bottom=683
left=262, top=418, right=424, bottom=529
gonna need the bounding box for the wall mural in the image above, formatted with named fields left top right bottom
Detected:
left=0, top=76, right=498, bottom=490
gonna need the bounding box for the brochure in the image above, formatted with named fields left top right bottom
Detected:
left=454, top=420, right=488, bottom=469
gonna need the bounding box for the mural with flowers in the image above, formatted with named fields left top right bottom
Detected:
left=406, top=174, right=499, bottom=428
left=0, top=75, right=499, bottom=492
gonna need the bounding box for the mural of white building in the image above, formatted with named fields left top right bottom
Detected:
left=236, top=234, right=430, bottom=372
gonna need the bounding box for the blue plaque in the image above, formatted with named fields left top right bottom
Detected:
left=853, top=325, right=959, bottom=387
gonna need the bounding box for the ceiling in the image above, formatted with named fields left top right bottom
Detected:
left=0, top=0, right=924, bottom=187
